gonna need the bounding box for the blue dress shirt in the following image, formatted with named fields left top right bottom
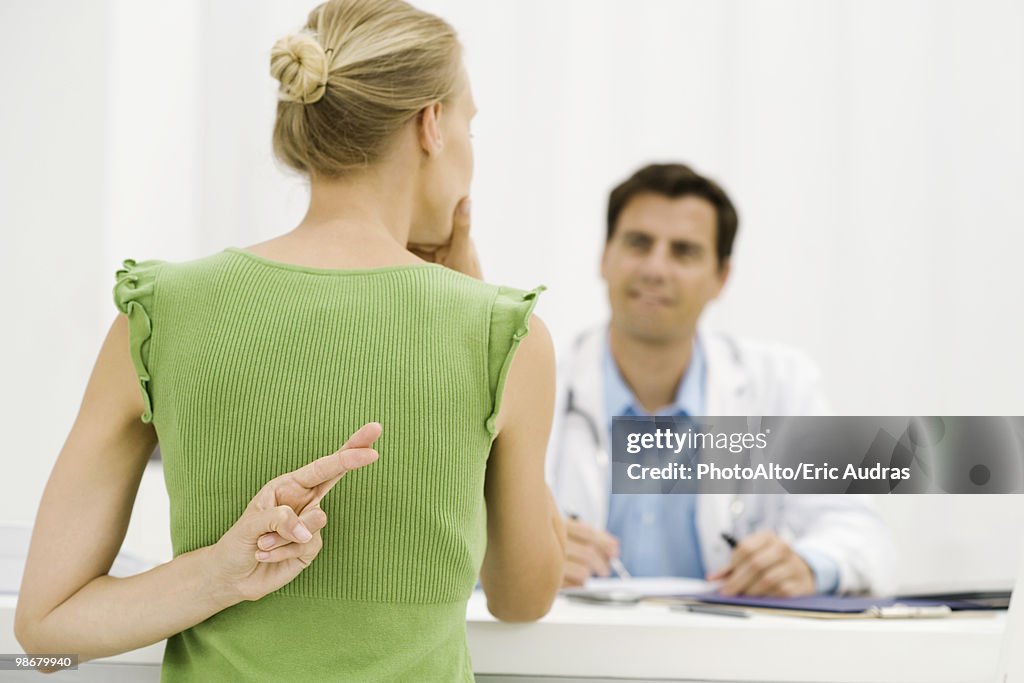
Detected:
left=601, top=335, right=839, bottom=593
left=603, top=336, right=707, bottom=579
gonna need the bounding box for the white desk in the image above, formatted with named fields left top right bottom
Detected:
left=0, top=593, right=1006, bottom=682
left=465, top=592, right=1006, bottom=682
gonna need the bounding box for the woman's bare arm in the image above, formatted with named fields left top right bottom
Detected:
left=479, top=314, right=567, bottom=622
left=14, top=316, right=238, bottom=665
left=16, top=315, right=382, bottom=670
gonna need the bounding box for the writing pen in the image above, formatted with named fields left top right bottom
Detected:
left=672, top=603, right=750, bottom=619
left=721, top=532, right=739, bottom=549
left=608, top=556, right=632, bottom=580
left=567, top=513, right=632, bottom=579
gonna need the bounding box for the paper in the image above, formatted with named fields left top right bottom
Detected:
left=581, top=576, right=714, bottom=598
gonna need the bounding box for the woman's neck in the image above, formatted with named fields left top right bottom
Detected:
left=299, top=165, right=415, bottom=246
left=243, top=161, right=425, bottom=269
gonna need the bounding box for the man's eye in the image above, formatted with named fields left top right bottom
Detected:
left=672, top=244, right=700, bottom=259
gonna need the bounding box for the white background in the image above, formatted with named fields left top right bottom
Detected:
left=2, top=0, right=1023, bottom=591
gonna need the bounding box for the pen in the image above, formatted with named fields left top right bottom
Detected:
left=721, top=532, right=739, bottom=549
left=568, top=513, right=632, bottom=579
left=672, top=603, right=750, bottom=618
left=608, top=556, right=632, bottom=580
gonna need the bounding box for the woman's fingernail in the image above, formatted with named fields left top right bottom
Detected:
left=459, top=199, right=471, bottom=216
left=294, top=523, right=313, bottom=542
left=256, top=551, right=271, bottom=561
left=258, top=536, right=273, bottom=550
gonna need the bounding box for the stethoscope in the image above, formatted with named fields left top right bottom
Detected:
left=564, top=388, right=604, bottom=460
left=561, top=384, right=750, bottom=541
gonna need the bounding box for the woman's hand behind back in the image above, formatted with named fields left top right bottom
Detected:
left=209, top=423, right=382, bottom=603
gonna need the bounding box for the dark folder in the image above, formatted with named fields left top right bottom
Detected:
left=680, top=591, right=1009, bottom=614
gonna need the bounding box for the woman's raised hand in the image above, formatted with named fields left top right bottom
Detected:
left=209, top=422, right=382, bottom=603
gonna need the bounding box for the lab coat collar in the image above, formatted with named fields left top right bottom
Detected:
left=573, top=324, right=751, bottom=418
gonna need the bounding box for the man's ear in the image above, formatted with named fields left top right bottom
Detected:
left=599, top=243, right=610, bottom=281
left=417, top=102, right=444, bottom=155
left=712, top=257, right=732, bottom=298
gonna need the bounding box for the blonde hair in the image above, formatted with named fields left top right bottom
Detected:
left=270, top=0, right=462, bottom=178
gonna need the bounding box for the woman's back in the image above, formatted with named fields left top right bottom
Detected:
left=116, top=249, right=541, bottom=680
left=15, top=3, right=565, bottom=676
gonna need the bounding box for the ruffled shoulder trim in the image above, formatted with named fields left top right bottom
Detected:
left=485, top=285, right=546, bottom=437
left=113, top=259, right=164, bottom=423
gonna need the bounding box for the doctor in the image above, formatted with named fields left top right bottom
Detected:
left=548, top=163, right=894, bottom=597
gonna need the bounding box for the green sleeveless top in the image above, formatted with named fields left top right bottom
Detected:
left=112, top=248, right=543, bottom=682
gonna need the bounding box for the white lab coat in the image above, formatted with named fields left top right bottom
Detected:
left=546, top=325, right=896, bottom=596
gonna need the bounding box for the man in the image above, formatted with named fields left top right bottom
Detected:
left=547, top=163, right=894, bottom=596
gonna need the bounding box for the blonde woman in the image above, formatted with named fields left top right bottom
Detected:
left=14, top=0, right=567, bottom=679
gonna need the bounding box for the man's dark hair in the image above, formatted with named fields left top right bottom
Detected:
left=606, top=163, right=739, bottom=267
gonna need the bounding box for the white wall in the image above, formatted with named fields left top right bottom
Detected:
left=2, top=0, right=1023, bottom=591
left=0, top=0, right=115, bottom=557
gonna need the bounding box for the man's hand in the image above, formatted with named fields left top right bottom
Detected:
left=706, top=530, right=816, bottom=597
left=408, top=198, right=483, bottom=279
left=561, top=517, right=620, bottom=587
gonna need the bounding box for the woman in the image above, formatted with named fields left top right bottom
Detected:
left=14, top=0, right=567, bottom=679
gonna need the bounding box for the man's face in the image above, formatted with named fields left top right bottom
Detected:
left=601, top=193, right=730, bottom=345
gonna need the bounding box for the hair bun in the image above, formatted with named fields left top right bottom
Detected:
left=270, top=32, right=330, bottom=104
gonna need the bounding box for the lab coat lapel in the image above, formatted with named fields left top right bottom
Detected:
left=696, top=330, right=755, bottom=574
left=701, top=330, right=752, bottom=415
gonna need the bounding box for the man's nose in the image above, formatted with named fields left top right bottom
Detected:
left=637, top=244, right=672, bottom=280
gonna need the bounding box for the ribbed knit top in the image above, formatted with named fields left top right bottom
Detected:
left=112, top=248, right=542, bottom=682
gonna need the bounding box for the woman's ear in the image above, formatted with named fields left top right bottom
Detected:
left=417, top=102, right=445, bottom=155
